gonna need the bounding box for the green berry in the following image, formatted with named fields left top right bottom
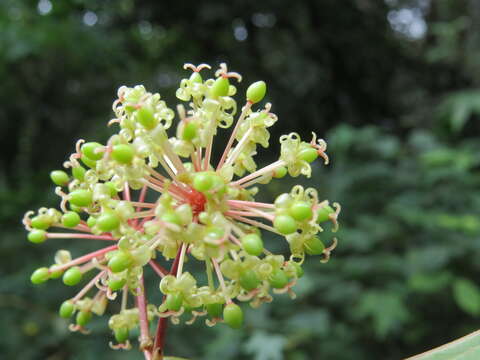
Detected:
left=304, top=236, right=325, bottom=255
left=81, top=142, right=104, bottom=161
left=87, top=216, right=97, bottom=228
left=31, top=216, right=49, bottom=230
left=69, top=189, right=93, bottom=207
left=293, top=262, right=304, bottom=278
left=49, top=266, right=64, bottom=279
left=189, top=71, right=202, bottom=83
left=137, top=107, right=157, bottom=129
left=30, top=267, right=50, bottom=284
left=108, top=278, right=126, bottom=291
left=28, top=229, right=47, bottom=244
left=241, top=234, right=264, bottom=256
left=317, top=205, right=335, bottom=223
left=160, top=212, right=182, bottom=226
left=59, top=300, right=75, bottom=318
left=62, top=266, right=83, bottom=286
left=97, top=212, right=120, bottom=232
left=108, top=251, right=132, bottom=273
left=273, top=214, right=297, bottom=235
left=273, top=166, right=287, bottom=178
left=72, top=166, right=86, bottom=181
left=223, top=303, right=243, bottom=329
left=289, top=201, right=313, bottom=221
left=114, top=327, right=129, bottom=343
left=269, top=268, right=289, bottom=289
left=206, top=303, right=223, bottom=318
left=69, top=204, right=83, bottom=213
left=239, top=269, right=260, bottom=291
left=50, top=170, right=70, bottom=186
left=211, top=77, right=230, bottom=97
left=166, top=292, right=183, bottom=311
left=193, top=172, right=214, bottom=192
left=111, top=144, right=134, bottom=164
left=181, top=122, right=198, bottom=141
left=105, top=182, right=118, bottom=197
left=62, top=211, right=81, bottom=228
left=80, top=154, right=97, bottom=169
left=246, top=81, right=267, bottom=103
left=298, top=147, right=318, bottom=163
left=76, top=310, right=92, bottom=327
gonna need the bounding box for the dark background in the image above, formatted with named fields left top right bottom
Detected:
left=2, top=0, right=480, bottom=359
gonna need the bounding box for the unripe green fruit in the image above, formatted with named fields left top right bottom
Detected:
left=181, top=122, right=198, bottom=141
left=72, top=166, right=86, bottom=181
left=105, top=182, right=118, bottom=197
left=59, top=300, right=75, bottom=318
left=69, top=189, right=93, bottom=207
left=62, top=266, right=83, bottom=286
left=28, top=229, right=47, bottom=244
left=193, top=172, right=214, bottom=192
left=76, top=310, right=92, bottom=327
left=289, top=201, right=313, bottom=221
left=206, top=303, right=223, bottom=318
left=160, top=212, right=182, bottom=225
left=31, top=216, right=49, bottom=230
left=108, top=278, right=126, bottom=291
left=317, top=205, right=334, bottom=223
left=87, top=216, right=97, bottom=228
left=30, top=267, right=50, bottom=284
left=241, top=234, right=264, bottom=256
left=49, top=267, right=64, bottom=279
left=69, top=204, right=82, bottom=213
left=108, top=251, right=132, bottom=273
left=114, top=327, right=129, bottom=343
left=269, top=268, right=289, bottom=289
left=137, top=107, right=157, bottom=129
left=81, top=142, right=104, bottom=161
left=50, top=170, right=70, bottom=186
left=62, top=211, right=81, bottom=228
left=81, top=154, right=97, bottom=169
left=223, top=303, right=243, bottom=329
left=298, top=147, right=318, bottom=163
left=304, top=236, right=325, bottom=255
left=246, top=81, right=267, bottom=103
left=111, top=144, right=135, bottom=164
left=189, top=71, right=202, bottom=83
left=97, top=212, right=120, bottom=232
left=166, top=292, right=183, bottom=311
left=211, top=77, right=230, bottom=97
left=239, top=269, right=260, bottom=291
left=273, top=214, right=297, bottom=235
left=273, top=166, right=287, bottom=178
left=293, top=262, right=304, bottom=278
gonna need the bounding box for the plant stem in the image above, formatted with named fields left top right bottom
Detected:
left=152, top=247, right=183, bottom=358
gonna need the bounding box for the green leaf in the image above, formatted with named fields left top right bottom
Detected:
left=244, top=331, right=287, bottom=360
left=453, top=278, right=480, bottom=316
left=406, top=330, right=480, bottom=360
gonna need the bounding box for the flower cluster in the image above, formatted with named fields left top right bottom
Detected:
left=23, top=63, right=340, bottom=359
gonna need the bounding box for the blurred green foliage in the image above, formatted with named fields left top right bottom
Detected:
left=2, top=0, right=480, bottom=359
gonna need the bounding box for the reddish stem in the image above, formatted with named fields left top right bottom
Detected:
left=149, top=260, right=168, bottom=278
left=46, top=233, right=116, bottom=241
left=137, top=275, right=152, bottom=357
left=50, top=244, right=118, bottom=272
left=152, top=247, right=183, bottom=357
